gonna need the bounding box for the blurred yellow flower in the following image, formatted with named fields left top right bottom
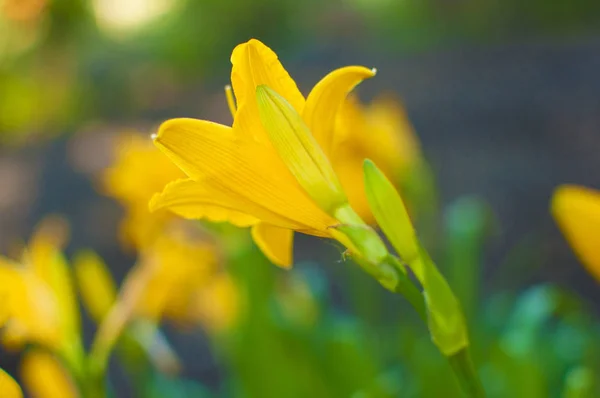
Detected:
left=0, top=368, right=23, bottom=398
left=20, top=350, right=79, bottom=398
left=551, top=184, right=600, bottom=281
left=75, top=226, right=238, bottom=333
left=0, top=217, right=81, bottom=354
left=333, top=95, right=421, bottom=223
left=94, top=131, right=240, bottom=336
left=151, top=38, right=376, bottom=268
left=135, top=227, right=227, bottom=326
left=102, top=132, right=185, bottom=249
left=0, top=260, right=61, bottom=348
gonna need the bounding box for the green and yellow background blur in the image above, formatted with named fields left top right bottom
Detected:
left=2, top=0, right=600, bottom=397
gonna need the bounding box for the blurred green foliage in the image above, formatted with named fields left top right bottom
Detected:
left=218, top=196, right=600, bottom=398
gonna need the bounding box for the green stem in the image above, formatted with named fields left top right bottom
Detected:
left=385, top=255, right=427, bottom=323
left=448, top=348, right=485, bottom=398
left=332, top=201, right=484, bottom=397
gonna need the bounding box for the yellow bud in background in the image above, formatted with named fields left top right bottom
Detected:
left=0, top=368, right=23, bottom=398
left=255, top=84, right=348, bottom=214
left=73, top=250, right=118, bottom=323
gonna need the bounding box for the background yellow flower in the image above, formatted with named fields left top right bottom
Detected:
left=552, top=184, right=600, bottom=281
left=102, top=132, right=185, bottom=249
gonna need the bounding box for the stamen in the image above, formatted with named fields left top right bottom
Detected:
left=225, top=84, right=237, bottom=119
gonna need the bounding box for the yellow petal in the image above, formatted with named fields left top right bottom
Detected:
left=149, top=178, right=262, bottom=227
left=230, top=39, right=305, bottom=143
left=303, top=66, right=376, bottom=156
left=552, top=185, right=600, bottom=281
left=251, top=223, right=294, bottom=268
left=73, top=250, right=117, bottom=323
left=20, top=351, right=79, bottom=398
left=256, top=85, right=347, bottom=214
left=0, top=368, right=23, bottom=398
left=153, top=118, right=335, bottom=234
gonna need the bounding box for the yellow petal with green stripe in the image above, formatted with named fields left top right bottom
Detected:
left=153, top=118, right=334, bottom=234
left=230, top=39, right=305, bottom=143
left=256, top=85, right=347, bottom=214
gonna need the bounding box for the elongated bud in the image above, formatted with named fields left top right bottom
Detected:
left=364, top=159, right=469, bottom=356
left=363, top=159, right=422, bottom=278
left=256, top=85, right=348, bottom=214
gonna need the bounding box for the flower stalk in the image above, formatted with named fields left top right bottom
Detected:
left=362, top=159, right=485, bottom=397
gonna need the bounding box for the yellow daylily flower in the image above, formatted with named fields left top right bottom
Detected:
left=0, top=217, right=80, bottom=353
left=332, top=95, right=422, bottom=223
left=102, top=132, right=185, bottom=249
left=151, top=38, right=376, bottom=268
left=551, top=184, right=600, bottom=281
left=0, top=368, right=23, bottom=398
left=20, top=350, right=79, bottom=398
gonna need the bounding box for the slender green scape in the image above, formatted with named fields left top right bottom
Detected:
left=322, top=158, right=485, bottom=397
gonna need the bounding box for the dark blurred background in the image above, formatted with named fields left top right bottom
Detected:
left=2, top=0, right=600, bottom=395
